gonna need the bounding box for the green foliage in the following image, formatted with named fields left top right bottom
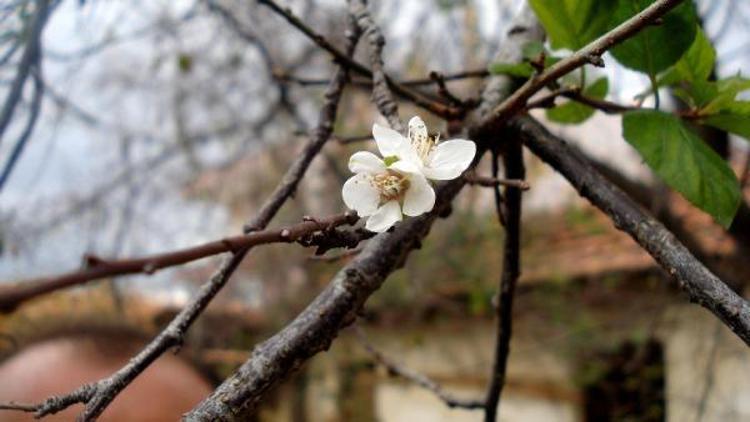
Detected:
left=609, top=0, right=696, bottom=76
left=657, top=28, right=715, bottom=87
left=522, top=41, right=545, bottom=60
left=488, top=42, right=562, bottom=79
left=487, top=62, right=534, bottom=78
left=177, top=53, right=193, bottom=74
left=698, top=77, right=750, bottom=114
left=649, top=26, right=750, bottom=141
left=547, top=77, right=609, bottom=124
left=695, top=77, right=750, bottom=112
left=677, top=76, right=750, bottom=141
left=622, top=110, right=741, bottom=227
left=702, top=112, right=750, bottom=140
left=529, top=0, right=617, bottom=50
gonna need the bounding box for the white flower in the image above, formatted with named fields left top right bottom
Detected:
left=342, top=116, right=476, bottom=233
left=342, top=150, right=435, bottom=233
left=375, top=116, right=476, bottom=181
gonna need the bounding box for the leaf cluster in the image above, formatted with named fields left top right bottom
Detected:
left=489, top=0, right=748, bottom=227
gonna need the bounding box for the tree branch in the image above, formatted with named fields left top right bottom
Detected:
left=354, top=326, right=484, bottom=410
left=0, top=0, right=50, bottom=145
left=465, top=173, right=529, bottom=190
left=562, top=91, right=637, bottom=114
left=514, top=115, right=750, bottom=346
left=348, top=0, right=403, bottom=132
left=255, top=0, right=462, bottom=119
left=185, top=4, right=542, bottom=417
left=276, top=68, right=489, bottom=87
left=0, top=59, right=44, bottom=192
left=584, top=153, right=750, bottom=289
left=185, top=171, right=475, bottom=420
left=0, top=212, right=360, bottom=312
left=483, top=139, right=524, bottom=421
left=476, top=0, right=686, bottom=134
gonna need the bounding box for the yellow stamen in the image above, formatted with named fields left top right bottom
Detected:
left=371, top=170, right=410, bottom=202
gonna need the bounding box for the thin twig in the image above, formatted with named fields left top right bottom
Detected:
left=490, top=151, right=506, bottom=226
left=333, top=133, right=373, bottom=144
left=0, top=0, right=50, bottom=145
left=256, top=0, right=462, bottom=119
left=354, top=326, right=484, bottom=410
left=429, top=71, right=472, bottom=108
left=276, top=68, right=489, bottom=87
left=0, top=60, right=44, bottom=191
left=0, top=402, right=38, bottom=412
left=515, top=115, right=750, bottom=346
left=562, top=91, right=637, bottom=114
left=695, top=321, right=722, bottom=422
left=465, top=173, right=529, bottom=190
left=307, top=246, right=363, bottom=262
left=524, top=86, right=580, bottom=111
left=483, top=140, right=524, bottom=421
left=348, top=0, right=403, bottom=132
left=0, top=212, right=360, bottom=312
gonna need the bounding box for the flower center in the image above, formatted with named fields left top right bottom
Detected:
left=371, top=170, right=410, bottom=202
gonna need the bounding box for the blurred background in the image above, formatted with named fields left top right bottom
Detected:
left=0, top=0, right=749, bottom=420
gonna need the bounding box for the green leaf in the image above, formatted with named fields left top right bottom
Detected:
left=546, top=77, right=609, bottom=124
left=529, top=0, right=618, bottom=50
left=658, top=27, right=715, bottom=86
left=610, top=0, right=696, bottom=76
left=702, top=113, right=750, bottom=140
left=489, top=42, right=563, bottom=79
left=622, top=110, right=741, bottom=227
left=700, top=77, right=750, bottom=114
left=700, top=101, right=750, bottom=140
left=689, top=77, right=750, bottom=140
left=488, top=62, right=534, bottom=78
left=522, top=41, right=545, bottom=61
left=177, top=53, right=193, bottom=73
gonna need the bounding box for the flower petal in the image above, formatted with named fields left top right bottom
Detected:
left=348, top=151, right=385, bottom=174
left=389, top=159, right=421, bottom=175
left=342, top=174, right=380, bottom=216
left=423, top=139, right=476, bottom=180
left=365, top=200, right=402, bottom=232
left=407, top=116, right=428, bottom=146
left=372, top=123, right=407, bottom=158
left=402, top=173, right=435, bottom=217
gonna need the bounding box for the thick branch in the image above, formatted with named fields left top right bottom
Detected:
left=585, top=154, right=750, bottom=289
left=484, top=140, right=524, bottom=421
left=186, top=6, right=541, bottom=419
left=185, top=172, right=473, bottom=420
left=514, top=115, right=750, bottom=346
left=0, top=212, right=359, bottom=312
